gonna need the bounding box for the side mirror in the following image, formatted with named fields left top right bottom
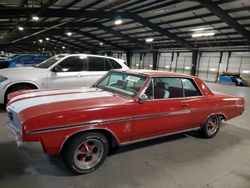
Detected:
left=52, top=65, right=62, bottom=72
left=138, top=94, right=148, bottom=104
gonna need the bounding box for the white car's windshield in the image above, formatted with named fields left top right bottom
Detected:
left=96, top=72, right=147, bottom=97
left=35, top=55, right=65, bottom=68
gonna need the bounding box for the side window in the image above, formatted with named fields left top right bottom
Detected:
left=57, top=56, right=86, bottom=72
left=153, top=78, right=183, bottom=99
left=144, top=78, right=183, bottom=100
left=182, top=78, right=202, bottom=97
left=104, top=59, right=113, bottom=71
left=107, top=58, right=122, bottom=69
left=88, top=57, right=105, bottom=71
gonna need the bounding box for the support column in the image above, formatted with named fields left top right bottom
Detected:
left=153, top=51, right=159, bottom=70
left=126, top=51, right=131, bottom=68
left=191, top=50, right=198, bottom=76
left=225, top=51, right=231, bottom=71
left=216, top=52, right=223, bottom=81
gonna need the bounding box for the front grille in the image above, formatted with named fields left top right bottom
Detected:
left=7, top=110, right=21, bottom=132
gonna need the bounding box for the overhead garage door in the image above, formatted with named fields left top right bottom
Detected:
left=158, top=53, right=173, bottom=71
left=198, top=52, right=220, bottom=82
left=131, top=53, right=141, bottom=69
left=176, top=53, right=192, bottom=75
left=228, top=52, right=250, bottom=80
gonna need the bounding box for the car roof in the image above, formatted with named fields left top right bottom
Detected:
left=64, top=53, right=123, bottom=61
left=114, top=69, right=197, bottom=79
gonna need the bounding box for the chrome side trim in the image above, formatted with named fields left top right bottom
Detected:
left=27, top=109, right=191, bottom=135
left=120, top=127, right=200, bottom=146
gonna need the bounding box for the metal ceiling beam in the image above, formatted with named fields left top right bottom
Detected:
left=97, top=24, right=152, bottom=50
left=4, top=0, right=129, bottom=44
left=126, top=12, right=193, bottom=49
left=0, top=8, right=125, bottom=18
left=75, top=30, right=127, bottom=51
left=198, top=0, right=250, bottom=43
left=50, top=37, right=89, bottom=52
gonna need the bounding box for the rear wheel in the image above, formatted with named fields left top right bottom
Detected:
left=62, top=132, right=109, bottom=174
left=200, top=115, right=221, bottom=138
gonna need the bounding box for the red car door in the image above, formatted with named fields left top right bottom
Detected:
left=181, top=78, right=207, bottom=128
left=132, top=77, right=193, bottom=141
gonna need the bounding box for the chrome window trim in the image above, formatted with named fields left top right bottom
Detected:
left=139, top=76, right=205, bottom=102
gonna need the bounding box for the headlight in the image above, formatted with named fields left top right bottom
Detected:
left=0, top=75, right=8, bottom=82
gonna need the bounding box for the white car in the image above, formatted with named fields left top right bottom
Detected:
left=0, top=54, right=9, bottom=61
left=0, top=54, right=129, bottom=104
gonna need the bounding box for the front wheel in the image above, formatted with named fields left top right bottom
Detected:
left=62, top=132, right=109, bottom=174
left=200, top=115, right=221, bottom=138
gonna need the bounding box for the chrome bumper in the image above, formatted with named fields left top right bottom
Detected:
left=6, top=120, right=24, bottom=147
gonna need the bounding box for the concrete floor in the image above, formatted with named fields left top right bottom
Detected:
left=0, top=82, right=250, bottom=188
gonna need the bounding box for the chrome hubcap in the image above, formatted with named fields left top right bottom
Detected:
left=74, top=139, right=103, bottom=170
left=207, top=117, right=219, bottom=135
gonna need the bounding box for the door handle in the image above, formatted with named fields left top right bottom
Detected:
left=181, top=103, right=189, bottom=107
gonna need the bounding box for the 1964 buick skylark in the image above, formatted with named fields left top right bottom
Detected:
left=6, top=69, right=245, bottom=174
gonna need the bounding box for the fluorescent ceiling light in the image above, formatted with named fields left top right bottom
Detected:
left=242, top=70, right=250, bottom=74
left=203, top=32, right=215, bottom=37
left=62, top=46, right=65, bottom=49
left=192, top=33, right=203, bottom=38
left=32, top=16, right=39, bottom=21
left=18, top=26, right=24, bottom=31
left=209, top=68, right=216, bottom=72
left=39, top=39, right=43, bottom=43
left=45, top=37, right=50, bottom=41
left=145, top=38, right=154, bottom=43
left=154, top=9, right=165, bottom=14
left=66, top=32, right=72, bottom=36
left=192, top=32, right=215, bottom=38
left=190, top=27, right=210, bottom=32
left=185, top=66, right=190, bottom=70
left=165, top=65, right=170, bottom=68
left=114, top=19, right=123, bottom=25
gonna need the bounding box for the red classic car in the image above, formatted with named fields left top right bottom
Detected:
left=6, top=69, right=245, bottom=174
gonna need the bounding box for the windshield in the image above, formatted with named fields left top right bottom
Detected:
left=96, top=71, right=147, bottom=97
left=35, top=55, right=65, bottom=68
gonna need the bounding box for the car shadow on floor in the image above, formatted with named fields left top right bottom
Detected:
left=1, top=123, right=241, bottom=177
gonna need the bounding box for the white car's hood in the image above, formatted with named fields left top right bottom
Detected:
left=0, top=67, right=48, bottom=78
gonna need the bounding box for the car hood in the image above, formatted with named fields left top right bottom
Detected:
left=7, top=87, right=132, bottom=122
left=0, top=67, right=48, bottom=78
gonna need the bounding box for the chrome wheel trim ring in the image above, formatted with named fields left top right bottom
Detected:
left=207, top=116, right=219, bottom=136
left=74, top=139, right=104, bottom=170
